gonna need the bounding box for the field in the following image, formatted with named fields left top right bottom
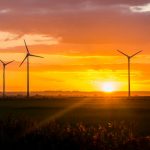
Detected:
left=0, top=96, right=150, bottom=149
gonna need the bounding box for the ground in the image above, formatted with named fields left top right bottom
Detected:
left=0, top=96, right=149, bottom=136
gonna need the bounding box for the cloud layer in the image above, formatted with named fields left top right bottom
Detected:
left=0, top=0, right=149, bottom=47
left=0, top=31, right=60, bottom=48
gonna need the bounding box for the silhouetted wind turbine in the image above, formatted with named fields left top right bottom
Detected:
left=0, top=60, right=14, bottom=98
left=117, top=50, right=142, bottom=97
left=20, top=40, right=43, bottom=98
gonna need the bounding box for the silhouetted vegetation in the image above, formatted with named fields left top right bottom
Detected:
left=0, top=96, right=150, bottom=149
left=0, top=117, right=149, bottom=150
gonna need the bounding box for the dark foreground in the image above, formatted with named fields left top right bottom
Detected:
left=0, top=96, right=150, bottom=149
left=0, top=118, right=150, bottom=150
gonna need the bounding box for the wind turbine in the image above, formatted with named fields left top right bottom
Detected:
left=117, top=50, right=142, bottom=97
left=0, top=60, right=14, bottom=98
left=20, top=40, right=43, bottom=98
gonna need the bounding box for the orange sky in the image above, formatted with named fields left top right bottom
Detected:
left=0, top=0, right=150, bottom=92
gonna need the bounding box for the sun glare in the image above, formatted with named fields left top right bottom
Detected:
left=102, top=82, right=116, bottom=93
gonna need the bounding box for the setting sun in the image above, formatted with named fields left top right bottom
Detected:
left=102, top=82, right=116, bottom=93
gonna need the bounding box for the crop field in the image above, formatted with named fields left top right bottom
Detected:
left=0, top=96, right=150, bottom=136
left=0, top=96, right=150, bottom=149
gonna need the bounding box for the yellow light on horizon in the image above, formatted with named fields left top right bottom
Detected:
left=101, top=82, right=116, bottom=93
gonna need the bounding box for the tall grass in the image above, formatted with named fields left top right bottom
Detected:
left=0, top=117, right=149, bottom=150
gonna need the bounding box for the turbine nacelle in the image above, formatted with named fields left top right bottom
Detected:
left=0, top=60, right=14, bottom=66
left=117, top=50, right=142, bottom=59
left=19, top=40, right=44, bottom=67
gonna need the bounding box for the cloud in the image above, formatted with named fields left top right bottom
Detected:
left=0, top=8, right=11, bottom=14
left=0, top=1, right=136, bottom=15
left=0, top=0, right=149, bottom=16
left=0, top=31, right=61, bottom=48
left=0, top=0, right=149, bottom=53
left=130, top=3, right=150, bottom=13
left=2, top=53, right=147, bottom=72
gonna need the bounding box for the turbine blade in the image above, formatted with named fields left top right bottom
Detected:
left=5, top=60, right=14, bottom=65
left=19, top=55, right=28, bottom=67
left=117, top=50, right=129, bottom=57
left=29, top=54, right=44, bottom=58
left=24, top=39, right=30, bottom=53
left=0, top=60, right=4, bottom=64
left=130, top=50, right=142, bottom=58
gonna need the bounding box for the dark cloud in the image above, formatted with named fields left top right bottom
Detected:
left=0, top=0, right=150, bottom=8
left=0, top=0, right=149, bottom=52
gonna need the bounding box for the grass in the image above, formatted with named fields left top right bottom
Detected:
left=0, top=96, right=149, bottom=149
left=0, top=117, right=149, bottom=150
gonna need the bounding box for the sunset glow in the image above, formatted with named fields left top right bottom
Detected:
left=102, top=82, right=116, bottom=93
left=0, top=0, right=149, bottom=93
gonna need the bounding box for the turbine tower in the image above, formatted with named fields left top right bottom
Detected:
left=0, top=60, right=14, bottom=98
left=20, top=40, right=43, bottom=98
left=117, top=50, right=142, bottom=97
